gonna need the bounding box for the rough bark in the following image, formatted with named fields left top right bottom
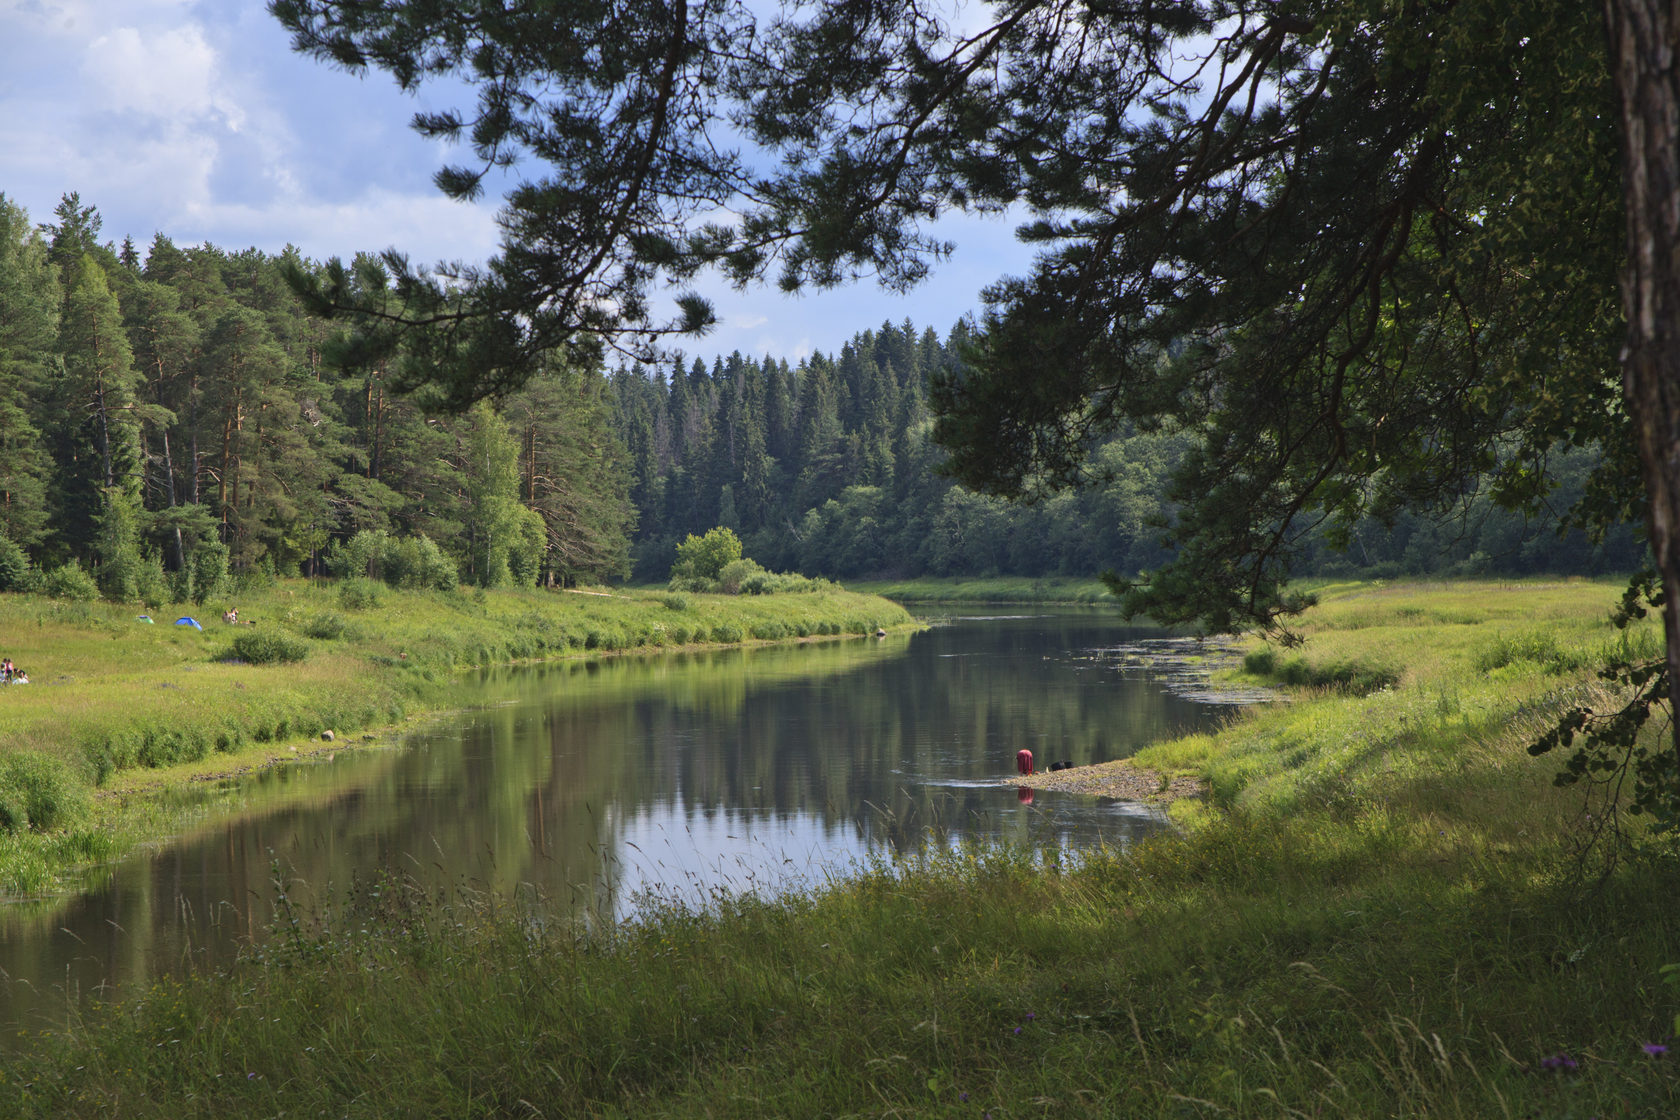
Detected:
left=1606, top=0, right=1680, bottom=778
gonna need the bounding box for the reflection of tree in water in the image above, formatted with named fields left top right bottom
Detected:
left=0, top=615, right=1225, bottom=1038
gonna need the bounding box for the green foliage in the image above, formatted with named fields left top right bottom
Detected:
left=0, top=751, right=90, bottom=835
left=671, top=527, right=744, bottom=584
left=714, top=557, right=761, bottom=595
left=330, top=532, right=457, bottom=592
left=43, top=560, right=100, bottom=602
left=229, top=629, right=311, bottom=665
left=337, top=578, right=383, bottom=611
left=134, top=552, right=169, bottom=610
left=190, top=542, right=229, bottom=606
left=0, top=532, right=32, bottom=592
left=327, top=530, right=388, bottom=580
left=95, top=487, right=145, bottom=603
left=301, top=613, right=348, bottom=640
left=385, top=534, right=459, bottom=592
left=506, top=505, right=547, bottom=588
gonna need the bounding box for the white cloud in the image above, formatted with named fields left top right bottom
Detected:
left=82, top=24, right=239, bottom=127
left=180, top=187, right=500, bottom=265
left=6, top=0, right=196, bottom=38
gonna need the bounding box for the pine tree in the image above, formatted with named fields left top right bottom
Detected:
left=0, top=196, right=59, bottom=549
left=49, top=257, right=145, bottom=568
left=507, top=368, right=634, bottom=584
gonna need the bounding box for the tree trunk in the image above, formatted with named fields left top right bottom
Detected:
left=1606, top=0, right=1680, bottom=780
left=161, top=429, right=186, bottom=570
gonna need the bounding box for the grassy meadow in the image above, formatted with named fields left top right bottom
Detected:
left=8, top=578, right=1680, bottom=1117
left=0, top=579, right=914, bottom=896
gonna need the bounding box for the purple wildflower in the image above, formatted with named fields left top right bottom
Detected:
left=1013, top=1026, right=1022, bottom=1035
left=1540, top=1053, right=1578, bottom=1073
left=1643, top=1043, right=1669, bottom=1057
left=959, top=1092, right=969, bottom=1103
left=1025, top=1012, right=1036, bottom=1021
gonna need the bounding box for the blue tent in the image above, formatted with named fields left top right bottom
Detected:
left=174, top=617, right=203, bottom=630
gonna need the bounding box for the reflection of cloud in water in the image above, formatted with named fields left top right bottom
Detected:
left=605, top=799, right=871, bottom=921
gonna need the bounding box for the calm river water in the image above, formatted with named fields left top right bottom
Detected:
left=0, top=609, right=1227, bottom=1036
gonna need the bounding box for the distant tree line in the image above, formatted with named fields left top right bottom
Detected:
left=0, top=189, right=1640, bottom=602
left=610, top=321, right=1645, bottom=585
left=0, top=192, right=632, bottom=601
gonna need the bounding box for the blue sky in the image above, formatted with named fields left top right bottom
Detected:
left=0, top=0, right=1039, bottom=364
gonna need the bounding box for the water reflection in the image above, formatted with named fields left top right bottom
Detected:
left=0, top=611, right=1222, bottom=1037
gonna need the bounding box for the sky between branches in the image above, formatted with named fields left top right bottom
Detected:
left=1, top=0, right=1037, bottom=363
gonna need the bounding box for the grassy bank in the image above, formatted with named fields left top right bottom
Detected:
left=9, top=578, right=1680, bottom=1117
left=853, top=575, right=1115, bottom=604
left=0, top=580, right=913, bottom=896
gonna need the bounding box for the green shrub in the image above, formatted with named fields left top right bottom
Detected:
left=189, top=541, right=229, bottom=605
left=339, top=578, right=384, bottom=610
left=671, top=527, right=744, bottom=584
left=386, top=534, right=458, bottom=592
left=585, top=625, right=629, bottom=651
left=660, top=592, right=691, bottom=611
left=302, top=612, right=348, bottom=640
left=709, top=622, right=743, bottom=643
left=43, top=560, right=100, bottom=602
left=229, top=629, right=311, bottom=665
left=328, top=530, right=390, bottom=581
left=0, top=752, right=91, bottom=834
left=716, top=557, right=765, bottom=595
left=134, top=552, right=169, bottom=609
left=739, top=569, right=832, bottom=595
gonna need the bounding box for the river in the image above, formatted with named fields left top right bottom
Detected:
left=0, top=609, right=1230, bottom=1037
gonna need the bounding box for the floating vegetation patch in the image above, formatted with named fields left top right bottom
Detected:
left=1079, top=636, right=1285, bottom=705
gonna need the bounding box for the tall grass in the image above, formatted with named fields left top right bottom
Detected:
left=8, top=578, right=1680, bottom=1116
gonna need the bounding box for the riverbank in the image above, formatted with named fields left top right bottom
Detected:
left=0, top=580, right=914, bottom=897
left=10, top=577, right=1680, bottom=1117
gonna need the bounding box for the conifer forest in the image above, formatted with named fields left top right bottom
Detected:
left=0, top=190, right=1644, bottom=601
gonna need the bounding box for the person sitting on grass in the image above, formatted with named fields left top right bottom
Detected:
left=1, top=657, right=12, bottom=682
